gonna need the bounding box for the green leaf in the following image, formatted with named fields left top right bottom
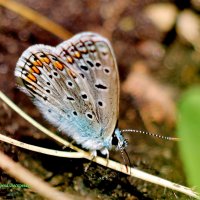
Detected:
left=177, top=86, right=200, bottom=192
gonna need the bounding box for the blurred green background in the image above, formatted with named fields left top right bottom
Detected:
left=178, top=87, right=200, bottom=193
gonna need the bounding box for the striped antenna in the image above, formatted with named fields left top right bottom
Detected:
left=120, top=129, right=179, bottom=141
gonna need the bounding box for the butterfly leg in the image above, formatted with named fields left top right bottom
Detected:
left=100, top=148, right=109, bottom=167
left=84, top=150, right=97, bottom=172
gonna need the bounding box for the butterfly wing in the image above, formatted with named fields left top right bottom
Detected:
left=15, top=32, right=119, bottom=151
left=57, top=32, right=120, bottom=138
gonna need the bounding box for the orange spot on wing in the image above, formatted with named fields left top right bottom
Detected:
left=33, top=60, right=43, bottom=66
left=29, top=68, right=34, bottom=73
left=27, top=74, right=37, bottom=82
left=25, top=77, right=31, bottom=83
left=66, top=56, right=73, bottom=64
left=75, top=51, right=81, bottom=58
left=67, top=68, right=77, bottom=78
left=40, top=57, right=50, bottom=64
left=54, top=61, right=64, bottom=70
left=32, top=66, right=40, bottom=74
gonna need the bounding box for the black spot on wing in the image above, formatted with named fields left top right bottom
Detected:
left=80, top=65, right=88, bottom=71
left=86, top=60, right=94, bottom=67
left=95, top=84, right=107, bottom=90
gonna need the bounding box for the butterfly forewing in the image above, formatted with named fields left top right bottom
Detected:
left=57, top=32, right=119, bottom=138
left=15, top=32, right=119, bottom=151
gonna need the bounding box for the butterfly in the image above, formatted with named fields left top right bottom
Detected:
left=15, top=32, right=127, bottom=157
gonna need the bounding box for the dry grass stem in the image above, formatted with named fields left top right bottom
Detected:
left=0, top=150, right=85, bottom=200
left=0, top=0, right=72, bottom=40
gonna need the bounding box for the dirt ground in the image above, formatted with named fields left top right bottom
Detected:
left=0, top=0, right=198, bottom=199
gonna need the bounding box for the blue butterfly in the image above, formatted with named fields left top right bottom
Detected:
left=15, top=32, right=127, bottom=157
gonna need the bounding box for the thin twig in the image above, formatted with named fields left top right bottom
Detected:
left=0, top=133, right=83, bottom=158
left=0, top=0, right=72, bottom=40
left=0, top=150, right=80, bottom=200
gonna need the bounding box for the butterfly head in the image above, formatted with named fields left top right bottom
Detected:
left=95, top=128, right=127, bottom=158
left=112, top=128, right=128, bottom=150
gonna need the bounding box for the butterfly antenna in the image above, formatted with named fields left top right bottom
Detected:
left=120, top=129, right=179, bottom=141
